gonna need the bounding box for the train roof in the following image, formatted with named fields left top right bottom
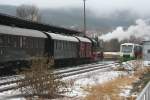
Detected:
left=75, top=36, right=91, bottom=43
left=121, top=43, right=134, bottom=46
left=46, top=32, right=79, bottom=42
left=121, top=43, right=141, bottom=46
left=0, top=25, right=47, bottom=38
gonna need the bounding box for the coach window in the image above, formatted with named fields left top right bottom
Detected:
left=0, top=35, right=3, bottom=46
left=71, top=43, right=73, bottom=50
left=61, top=41, right=64, bottom=49
left=35, top=38, right=38, bottom=48
left=7, top=35, right=11, bottom=46
left=29, top=38, right=32, bottom=48
left=3, top=35, right=6, bottom=46
left=60, top=41, right=62, bottom=49
left=62, top=41, right=64, bottom=49
left=65, top=42, right=67, bottom=50
left=35, top=39, right=38, bottom=48
left=55, top=41, right=57, bottom=50
left=13, top=36, right=18, bottom=48
left=35, top=39, right=37, bottom=49
left=68, top=42, right=70, bottom=50
left=61, top=41, right=63, bottom=49
left=58, top=41, right=60, bottom=49
left=63, top=41, right=65, bottom=49
left=59, top=41, right=61, bottom=49
left=31, top=38, right=34, bottom=48
left=69, top=42, right=71, bottom=50
left=0, top=49, right=3, bottom=55
left=56, top=41, right=58, bottom=50
left=55, top=41, right=56, bottom=50
left=41, top=39, right=44, bottom=49
left=22, top=37, right=26, bottom=48
left=27, top=38, right=30, bottom=48
left=37, top=39, right=39, bottom=49
left=58, top=41, right=61, bottom=49
left=63, top=41, right=65, bottom=50
left=16, top=36, right=20, bottom=48
left=25, top=37, right=28, bottom=48
left=30, top=38, right=33, bottom=48
left=20, top=37, right=23, bottom=48
left=39, top=39, right=41, bottom=49
left=57, top=41, right=59, bottom=50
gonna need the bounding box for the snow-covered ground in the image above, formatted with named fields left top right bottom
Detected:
left=0, top=60, right=136, bottom=100
left=62, top=60, right=139, bottom=99
left=0, top=89, right=25, bottom=100
left=64, top=71, right=127, bottom=98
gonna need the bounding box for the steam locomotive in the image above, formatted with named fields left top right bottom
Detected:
left=0, top=24, right=103, bottom=70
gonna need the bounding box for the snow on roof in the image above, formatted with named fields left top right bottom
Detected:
left=121, top=43, right=141, bottom=46
left=121, top=43, right=134, bottom=45
left=0, top=25, right=47, bottom=38
left=46, top=32, right=79, bottom=42
left=76, top=36, right=91, bottom=43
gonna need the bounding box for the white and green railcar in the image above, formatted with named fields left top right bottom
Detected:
left=120, top=43, right=142, bottom=61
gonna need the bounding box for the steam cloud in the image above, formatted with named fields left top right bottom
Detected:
left=99, top=19, right=150, bottom=41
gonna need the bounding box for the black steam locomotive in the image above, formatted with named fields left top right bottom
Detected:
left=0, top=24, right=102, bottom=70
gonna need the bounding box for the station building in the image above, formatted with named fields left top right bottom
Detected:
left=142, top=41, right=150, bottom=66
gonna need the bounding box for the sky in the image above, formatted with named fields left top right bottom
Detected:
left=0, top=0, right=150, bottom=15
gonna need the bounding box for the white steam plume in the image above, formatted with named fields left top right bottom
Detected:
left=99, top=19, right=150, bottom=41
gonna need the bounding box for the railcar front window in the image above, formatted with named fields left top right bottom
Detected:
left=121, top=45, right=133, bottom=53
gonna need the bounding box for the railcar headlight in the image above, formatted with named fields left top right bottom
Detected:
left=130, top=53, right=133, bottom=57
left=120, top=53, right=123, bottom=56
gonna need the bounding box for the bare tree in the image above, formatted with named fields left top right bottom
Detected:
left=16, top=5, right=41, bottom=22
left=103, top=38, right=120, bottom=52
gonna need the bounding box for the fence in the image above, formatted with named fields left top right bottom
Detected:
left=136, top=81, right=150, bottom=100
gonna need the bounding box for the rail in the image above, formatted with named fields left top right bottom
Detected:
left=136, top=81, right=150, bottom=100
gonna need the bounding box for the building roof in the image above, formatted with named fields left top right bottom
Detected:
left=0, top=13, right=82, bottom=35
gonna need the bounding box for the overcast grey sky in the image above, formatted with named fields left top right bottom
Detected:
left=0, top=0, right=149, bottom=15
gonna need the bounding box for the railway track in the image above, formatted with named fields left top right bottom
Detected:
left=0, top=62, right=119, bottom=95
left=57, top=63, right=119, bottom=77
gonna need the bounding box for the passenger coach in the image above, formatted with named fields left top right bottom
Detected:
left=0, top=25, right=48, bottom=69
left=45, top=32, right=79, bottom=66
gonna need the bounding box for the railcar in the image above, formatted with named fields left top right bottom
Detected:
left=120, top=43, right=142, bottom=61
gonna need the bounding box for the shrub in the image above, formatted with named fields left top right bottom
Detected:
left=17, top=57, right=67, bottom=99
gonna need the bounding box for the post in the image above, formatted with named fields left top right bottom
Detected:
left=83, top=0, right=86, bottom=36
